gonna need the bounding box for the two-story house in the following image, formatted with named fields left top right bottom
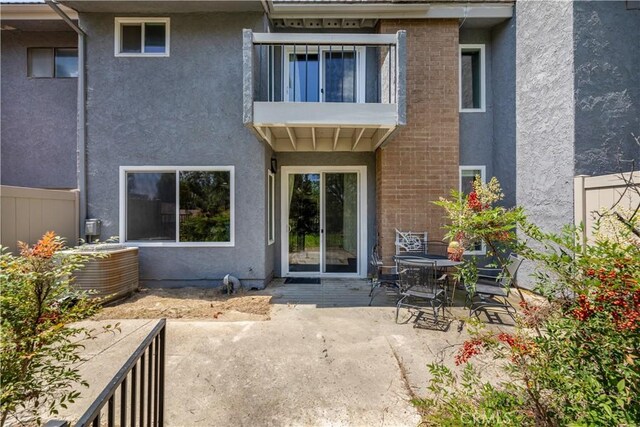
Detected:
left=1, top=0, right=638, bottom=288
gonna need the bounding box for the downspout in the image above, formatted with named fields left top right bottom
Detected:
left=44, top=0, right=87, bottom=242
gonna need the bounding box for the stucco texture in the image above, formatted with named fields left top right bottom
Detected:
left=1, top=31, right=78, bottom=189
left=81, top=12, right=271, bottom=287
left=459, top=27, right=494, bottom=181
left=516, top=0, right=575, bottom=287
left=573, top=0, right=640, bottom=175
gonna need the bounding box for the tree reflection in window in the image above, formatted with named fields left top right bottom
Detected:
left=179, top=171, right=231, bottom=242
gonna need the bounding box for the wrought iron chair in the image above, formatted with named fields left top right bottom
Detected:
left=369, top=245, right=399, bottom=306
left=395, top=229, right=428, bottom=255
left=395, top=259, right=447, bottom=324
left=465, top=254, right=523, bottom=319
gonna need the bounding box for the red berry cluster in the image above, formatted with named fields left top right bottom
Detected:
left=455, top=339, right=485, bottom=365
left=573, top=265, right=640, bottom=331
left=519, top=300, right=544, bottom=328
left=467, top=191, right=483, bottom=212
left=497, top=333, right=536, bottom=360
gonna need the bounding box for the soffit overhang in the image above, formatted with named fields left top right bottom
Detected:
left=58, top=0, right=264, bottom=13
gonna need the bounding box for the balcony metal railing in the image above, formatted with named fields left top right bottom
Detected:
left=244, top=31, right=405, bottom=106
left=242, top=30, right=406, bottom=151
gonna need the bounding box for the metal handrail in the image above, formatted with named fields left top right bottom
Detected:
left=71, top=319, right=166, bottom=427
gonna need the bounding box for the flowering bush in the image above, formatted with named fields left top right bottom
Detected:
left=434, top=176, right=527, bottom=296
left=0, top=232, right=116, bottom=426
left=418, top=178, right=640, bottom=426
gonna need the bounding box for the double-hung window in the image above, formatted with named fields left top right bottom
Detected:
left=459, top=44, right=485, bottom=112
left=115, top=18, right=170, bottom=57
left=120, top=167, right=234, bottom=246
left=459, top=166, right=487, bottom=255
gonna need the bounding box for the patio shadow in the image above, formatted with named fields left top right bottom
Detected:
left=262, top=278, right=397, bottom=308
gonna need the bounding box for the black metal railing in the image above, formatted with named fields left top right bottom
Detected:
left=47, top=319, right=167, bottom=427
left=253, top=42, right=398, bottom=104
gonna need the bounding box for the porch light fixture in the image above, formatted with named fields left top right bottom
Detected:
left=270, top=158, right=278, bottom=174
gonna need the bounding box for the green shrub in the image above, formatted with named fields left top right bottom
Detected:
left=0, top=232, right=116, bottom=425
left=422, top=178, right=640, bottom=426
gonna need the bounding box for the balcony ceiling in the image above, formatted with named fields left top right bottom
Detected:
left=254, top=123, right=397, bottom=152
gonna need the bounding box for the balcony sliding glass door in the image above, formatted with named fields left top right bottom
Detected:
left=285, top=47, right=364, bottom=103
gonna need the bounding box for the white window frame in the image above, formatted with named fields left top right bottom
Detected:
left=119, top=166, right=234, bottom=247
left=459, top=44, right=486, bottom=113
left=459, top=165, right=487, bottom=255
left=114, top=17, right=170, bottom=57
left=267, top=170, right=275, bottom=245
left=282, top=45, right=366, bottom=103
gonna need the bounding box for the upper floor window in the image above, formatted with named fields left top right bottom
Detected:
left=459, top=44, right=485, bottom=112
left=114, top=18, right=170, bottom=57
left=27, top=47, right=78, bottom=78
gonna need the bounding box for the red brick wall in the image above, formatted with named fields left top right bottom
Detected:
left=376, top=20, right=460, bottom=262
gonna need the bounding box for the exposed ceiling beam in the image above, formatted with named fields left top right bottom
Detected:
left=285, top=127, right=297, bottom=150
left=373, top=127, right=396, bottom=150
left=333, top=127, right=341, bottom=150
left=352, top=128, right=366, bottom=151
left=254, top=126, right=273, bottom=149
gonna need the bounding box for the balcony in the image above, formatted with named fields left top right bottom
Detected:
left=243, top=30, right=406, bottom=152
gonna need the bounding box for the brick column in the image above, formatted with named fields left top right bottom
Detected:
left=376, top=20, right=460, bottom=262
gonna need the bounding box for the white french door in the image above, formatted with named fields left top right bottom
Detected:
left=281, top=166, right=367, bottom=278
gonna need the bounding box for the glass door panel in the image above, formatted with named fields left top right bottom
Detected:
left=324, top=50, right=357, bottom=103
left=288, top=173, right=321, bottom=272
left=324, top=173, right=358, bottom=273
left=288, top=53, right=320, bottom=102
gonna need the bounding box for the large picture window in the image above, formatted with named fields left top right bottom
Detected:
left=120, top=167, right=234, bottom=246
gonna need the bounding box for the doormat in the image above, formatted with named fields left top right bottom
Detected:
left=284, top=277, right=321, bottom=285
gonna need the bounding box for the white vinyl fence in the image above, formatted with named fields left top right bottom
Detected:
left=574, top=171, right=640, bottom=243
left=1, top=185, right=79, bottom=253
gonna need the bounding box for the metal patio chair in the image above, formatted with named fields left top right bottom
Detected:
left=395, top=229, right=428, bottom=256
left=395, top=259, right=447, bottom=324
left=465, top=254, right=523, bottom=319
left=369, top=245, right=399, bottom=306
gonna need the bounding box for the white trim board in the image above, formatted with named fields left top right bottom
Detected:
left=119, top=166, right=235, bottom=247
left=280, top=165, right=368, bottom=278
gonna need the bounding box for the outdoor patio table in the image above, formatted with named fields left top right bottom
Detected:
left=394, top=255, right=463, bottom=307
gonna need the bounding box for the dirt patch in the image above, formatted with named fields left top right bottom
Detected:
left=93, top=287, right=272, bottom=321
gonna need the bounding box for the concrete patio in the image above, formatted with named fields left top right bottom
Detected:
left=58, top=279, right=516, bottom=426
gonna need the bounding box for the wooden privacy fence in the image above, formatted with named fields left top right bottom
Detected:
left=574, top=171, right=640, bottom=243
left=1, top=185, right=79, bottom=253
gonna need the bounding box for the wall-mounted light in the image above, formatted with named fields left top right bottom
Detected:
left=270, top=158, right=277, bottom=174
